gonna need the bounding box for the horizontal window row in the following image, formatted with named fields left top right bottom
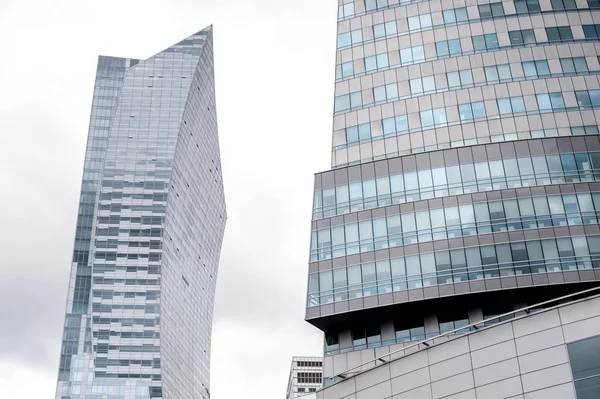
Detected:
left=91, top=303, right=159, bottom=313
left=334, top=124, right=600, bottom=170
left=307, top=235, right=600, bottom=307
left=337, top=0, right=600, bottom=23
left=311, top=192, right=600, bottom=261
left=338, top=0, right=600, bottom=48
left=314, top=150, right=600, bottom=219
left=335, top=90, right=579, bottom=129
left=337, top=58, right=590, bottom=122
left=335, top=29, right=600, bottom=82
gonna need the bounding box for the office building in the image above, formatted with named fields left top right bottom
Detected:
left=55, top=26, right=226, bottom=399
left=305, top=0, right=600, bottom=397
left=286, top=357, right=323, bottom=399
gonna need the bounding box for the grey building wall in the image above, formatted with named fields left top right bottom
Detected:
left=55, top=26, right=226, bottom=399
left=316, top=293, right=600, bottom=399
left=304, top=0, right=600, bottom=396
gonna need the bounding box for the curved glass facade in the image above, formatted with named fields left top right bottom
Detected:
left=306, top=0, right=600, bottom=373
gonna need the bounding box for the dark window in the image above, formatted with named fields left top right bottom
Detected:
left=583, top=24, right=600, bottom=39
left=546, top=26, right=573, bottom=42
left=479, top=2, right=505, bottom=18
left=568, top=335, right=600, bottom=398
left=473, top=34, right=500, bottom=51
left=509, top=29, right=536, bottom=46
left=551, top=0, right=577, bottom=9
left=561, top=57, right=589, bottom=74
left=590, top=0, right=600, bottom=8
left=515, top=0, right=541, bottom=12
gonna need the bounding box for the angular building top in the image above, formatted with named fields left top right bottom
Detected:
left=56, top=26, right=226, bottom=399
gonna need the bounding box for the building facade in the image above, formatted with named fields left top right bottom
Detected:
left=305, top=0, right=600, bottom=397
left=286, top=357, right=324, bottom=399
left=55, top=26, right=226, bottom=399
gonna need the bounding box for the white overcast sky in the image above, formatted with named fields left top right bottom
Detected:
left=0, top=0, right=336, bottom=397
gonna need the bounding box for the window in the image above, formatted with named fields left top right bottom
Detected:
left=383, top=115, right=410, bottom=136
left=325, top=333, right=339, bottom=355
left=337, top=29, right=363, bottom=48
left=408, top=14, right=432, bottom=31
left=571, top=125, right=600, bottom=135
left=336, top=61, right=354, bottom=80
left=568, top=335, right=600, bottom=398
left=352, top=327, right=367, bottom=349
left=338, top=3, right=355, bottom=19
left=420, top=108, right=447, bottom=128
left=485, top=64, right=512, bottom=83
left=583, top=24, right=600, bottom=39
left=443, top=7, right=468, bottom=24
left=509, top=29, right=536, bottom=46
left=436, top=39, right=462, bottom=58
left=536, top=93, right=565, bottom=112
left=395, top=322, right=426, bottom=342
left=522, top=60, right=550, bottom=78
left=410, top=76, right=435, bottom=95
left=374, top=83, right=399, bottom=103
left=365, top=53, right=389, bottom=72
left=346, top=123, right=371, bottom=144
left=365, top=0, right=389, bottom=12
left=334, top=92, right=362, bottom=113
left=400, top=45, right=425, bottom=65
left=561, top=57, right=589, bottom=74
left=514, top=0, right=541, bottom=12
left=590, top=0, right=600, bottom=8
left=373, top=21, right=397, bottom=38
left=551, top=0, right=577, bottom=9
left=546, top=26, right=573, bottom=42
left=479, top=2, right=505, bottom=18
left=497, top=96, right=526, bottom=115
left=473, top=34, right=500, bottom=51
left=447, top=69, right=474, bottom=88
left=459, top=102, right=486, bottom=122
left=575, top=90, right=600, bottom=108
left=439, top=318, right=470, bottom=334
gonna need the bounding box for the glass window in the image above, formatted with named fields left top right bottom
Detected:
left=443, top=7, right=468, bottom=24
left=561, top=57, right=589, bottom=74
left=509, top=29, right=536, bottom=46
left=583, top=24, right=600, bottom=39
left=515, top=0, right=541, bottom=12
left=568, top=335, right=600, bottom=398
left=479, top=2, right=505, bottom=18
left=546, top=26, right=573, bottom=42
left=551, top=0, right=577, bottom=8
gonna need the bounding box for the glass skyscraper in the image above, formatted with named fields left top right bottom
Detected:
left=305, top=1, right=600, bottom=398
left=55, top=26, right=226, bottom=399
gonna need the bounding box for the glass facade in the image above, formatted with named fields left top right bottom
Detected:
left=306, top=0, right=600, bottom=371
left=55, top=27, right=226, bottom=399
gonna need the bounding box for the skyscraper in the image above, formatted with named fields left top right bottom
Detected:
left=55, top=26, right=226, bottom=399
left=305, top=1, right=600, bottom=397
left=286, top=356, right=323, bottom=399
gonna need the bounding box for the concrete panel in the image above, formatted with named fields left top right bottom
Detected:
left=559, top=296, right=600, bottom=324
left=471, top=340, right=517, bottom=368
left=521, top=364, right=573, bottom=393
left=428, top=337, right=470, bottom=364
left=429, top=354, right=472, bottom=382
left=468, top=322, right=514, bottom=351
left=562, top=316, right=600, bottom=343
left=517, top=345, right=569, bottom=374
left=475, top=376, right=523, bottom=399
left=356, top=380, right=391, bottom=399
left=512, top=309, right=561, bottom=338
left=431, top=371, right=474, bottom=399
left=390, top=351, right=428, bottom=378
left=323, top=378, right=357, bottom=399
left=515, top=327, right=564, bottom=356
left=522, top=382, right=576, bottom=399
left=355, top=364, right=391, bottom=391
left=392, top=385, right=432, bottom=399
left=473, top=358, right=520, bottom=386
left=390, top=367, right=431, bottom=396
